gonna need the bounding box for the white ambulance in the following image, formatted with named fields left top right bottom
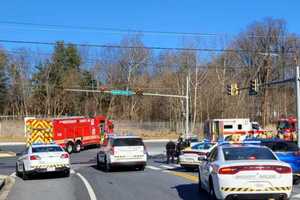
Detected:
left=204, top=118, right=265, bottom=142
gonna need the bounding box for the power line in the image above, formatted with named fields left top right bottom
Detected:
left=0, top=20, right=267, bottom=38
left=0, top=39, right=295, bottom=54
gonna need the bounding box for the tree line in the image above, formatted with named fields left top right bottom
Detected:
left=0, top=18, right=299, bottom=131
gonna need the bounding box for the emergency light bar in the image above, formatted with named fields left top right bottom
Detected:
left=218, top=140, right=261, bottom=145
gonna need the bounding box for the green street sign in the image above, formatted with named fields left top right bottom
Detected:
left=111, top=90, right=134, bottom=96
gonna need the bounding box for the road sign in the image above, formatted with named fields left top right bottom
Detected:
left=111, top=90, right=134, bottom=96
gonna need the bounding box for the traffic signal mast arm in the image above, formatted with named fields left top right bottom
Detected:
left=64, top=88, right=186, bottom=98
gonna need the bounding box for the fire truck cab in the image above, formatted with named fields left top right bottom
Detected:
left=277, top=116, right=297, bottom=141
left=204, top=118, right=263, bottom=142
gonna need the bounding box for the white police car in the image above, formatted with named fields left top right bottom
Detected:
left=198, top=142, right=293, bottom=200
left=97, top=135, right=147, bottom=172
left=16, top=143, right=70, bottom=180
left=179, top=141, right=216, bottom=170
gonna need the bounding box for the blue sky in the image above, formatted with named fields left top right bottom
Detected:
left=0, top=0, right=299, bottom=53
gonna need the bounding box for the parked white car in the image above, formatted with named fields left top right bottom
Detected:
left=179, top=141, right=216, bottom=170
left=97, top=136, right=147, bottom=172
left=198, top=142, right=293, bottom=200
left=16, top=143, right=70, bottom=180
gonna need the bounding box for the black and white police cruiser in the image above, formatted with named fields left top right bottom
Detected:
left=198, top=141, right=293, bottom=200
left=16, top=143, right=70, bottom=180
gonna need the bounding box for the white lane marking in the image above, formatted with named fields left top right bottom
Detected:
left=10, top=172, right=16, bottom=177
left=70, top=169, right=76, bottom=174
left=76, top=173, right=97, bottom=200
left=292, top=193, right=300, bottom=199
left=146, top=166, right=161, bottom=170
left=160, top=164, right=175, bottom=169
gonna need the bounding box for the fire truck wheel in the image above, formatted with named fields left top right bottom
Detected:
left=74, top=142, right=81, bottom=153
left=66, top=142, right=74, bottom=154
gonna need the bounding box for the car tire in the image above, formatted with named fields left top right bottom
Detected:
left=96, top=155, right=101, bottom=169
left=209, top=178, right=218, bottom=200
left=74, top=142, right=81, bottom=153
left=104, top=158, right=111, bottom=172
left=198, top=171, right=204, bottom=192
left=22, top=165, right=29, bottom=180
left=16, top=164, right=21, bottom=177
left=64, top=169, right=70, bottom=177
left=66, top=143, right=74, bottom=154
left=138, top=165, right=145, bottom=171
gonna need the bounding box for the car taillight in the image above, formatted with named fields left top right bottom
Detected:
left=61, top=153, right=69, bottom=159
left=218, top=166, right=239, bottom=174
left=271, top=166, right=292, bottom=174
left=218, top=165, right=292, bottom=175
left=29, top=155, right=41, bottom=160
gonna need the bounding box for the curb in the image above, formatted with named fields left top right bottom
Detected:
left=0, top=140, right=176, bottom=145
left=0, top=142, right=25, bottom=146
left=0, top=151, right=16, bottom=158
left=0, top=179, right=4, bottom=191
left=0, top=175, right=15, bottom=200
left=143, top=139, right=176, bottom=143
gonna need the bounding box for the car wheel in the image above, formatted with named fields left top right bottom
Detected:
left=198, top=171, right=204, bottom=192
left=209, top=178, right=217, bottom=200
left=64, top=169, right=70, bottom=177
left=16, top=163, right=21, bottom=177
left=74, top=142, right=81, bottom=153
left=22, top=165, right=29, bottom=180
left=138, top=165, right=145, bottom=171
left=66, top=143, right=74, bottom=154
left=104, top=158, right=111, bottom=172
left=96, top=155, right=101, bottom=169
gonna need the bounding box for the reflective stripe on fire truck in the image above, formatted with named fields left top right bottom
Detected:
left=26, top=119, right=53, bottom=146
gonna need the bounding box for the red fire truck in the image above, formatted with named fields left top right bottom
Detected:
left=25, top=115, right=114, bottom=153
left=277, top=116, right=297, bottom=141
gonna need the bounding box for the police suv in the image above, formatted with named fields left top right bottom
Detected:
left=16, top=143, right=70, bottom=180
left=198, top=142, right=293, bottom=200
left=97, top=135, right=147, bottom=171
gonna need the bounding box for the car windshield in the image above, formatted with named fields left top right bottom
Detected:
left=223, top=146, right=277, bottom=160
left=192, top=143, right=214, bottom=150
left=262, top=142, right=299, bottom=152
left=113, top=138, right=144, bottom=146
left=32, top=146, right=63, bottom=153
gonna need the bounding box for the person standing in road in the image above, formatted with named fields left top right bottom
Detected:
left=165, top=140, right=176, bottom=164
left=176, top=137, right=184, bottom=164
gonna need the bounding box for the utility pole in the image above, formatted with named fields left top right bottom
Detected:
left=185, top=75, right=190, bottom=139
left=296, top=66, right=300, bottom=148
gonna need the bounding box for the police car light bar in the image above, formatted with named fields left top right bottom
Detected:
left=218, top=140, right=261, bottom=145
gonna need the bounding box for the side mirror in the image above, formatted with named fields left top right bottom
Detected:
left=16, top=152, right=22, bottom=157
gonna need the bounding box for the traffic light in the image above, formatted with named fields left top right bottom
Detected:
left=226, top=84, right=232, bottom=96
left=99, top=86, right=107, bottom=92
left=226, top=84, right=239, bottom=96
left=249, top=79, right=259, bottom=95
left=232, top=83, right=239, bottom=96
left=135, top=88, right=143, bottom=95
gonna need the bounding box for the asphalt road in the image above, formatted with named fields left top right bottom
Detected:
left=0, top=143, right=300, bottom=200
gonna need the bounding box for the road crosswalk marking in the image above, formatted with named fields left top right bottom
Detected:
left=146, top=166, right=161, bottom=170
left=160, top=164, right=175, bottom=169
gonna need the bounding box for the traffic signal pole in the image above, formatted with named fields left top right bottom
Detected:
left=296, top=66, right=300, bottom=148
left=186, top=75, right=189, bottom=140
